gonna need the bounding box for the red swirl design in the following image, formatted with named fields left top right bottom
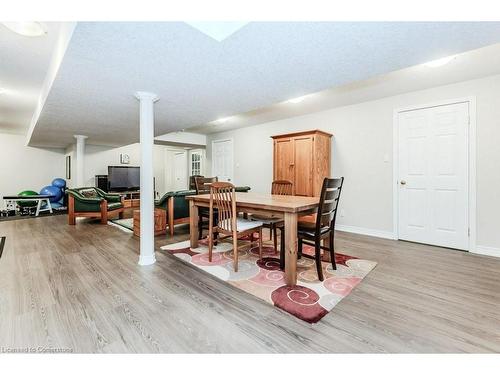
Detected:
left=271, top=285, right=328, bottom=323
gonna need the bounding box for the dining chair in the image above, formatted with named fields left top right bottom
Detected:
left=251, top=180, right=293, bottom=253
left=208, top=182, right=263, bottom=272
left=279, top=177, right=344, bottom=281
left=194, top=176, right=218, bottom=240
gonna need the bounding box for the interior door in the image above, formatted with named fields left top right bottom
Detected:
left=212, top=139, right=233, bottom=182
left=293, top=136, right=313, bottom=196
left=274, top=138, right=294, bottom=185
left=173, top=151, right=188, bottom=190
left=398, top=102, right=469, bottom=250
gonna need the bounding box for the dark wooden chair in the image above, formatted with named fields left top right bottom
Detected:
left=194, top=176, right=218, bottom=240
left=208, top=182, right=263, bottom=272
left=189, top=175, right=203, bottom=190
left=251, top=180, right=293, bottom=253
left=279, top=177, right=344, bottom=281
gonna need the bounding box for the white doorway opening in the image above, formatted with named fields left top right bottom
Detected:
left=393, top=97, right=476, bottom=251
left=212, top=138, right=234, bottom=182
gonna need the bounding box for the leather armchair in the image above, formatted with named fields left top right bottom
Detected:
left=67, top=187, right=125, bottom=225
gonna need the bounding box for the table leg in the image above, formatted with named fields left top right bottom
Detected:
left=35, top=199, right=42, bottom=216
left=284, top=211, right=298, bottom=286
left=189, top=200, right=199, bottom=249
left=168, top=197, right=174, bottom=237
left=46, top=199, right=53, bottom=213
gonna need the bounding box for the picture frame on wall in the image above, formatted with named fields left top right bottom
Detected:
left=66, top=155, right=71, bottom=179
left=120, top=153, right=130, bottom=164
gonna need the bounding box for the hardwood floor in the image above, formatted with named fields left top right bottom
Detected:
left=0, top=214, right=499, bottom=353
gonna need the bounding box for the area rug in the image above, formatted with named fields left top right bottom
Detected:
left=110, top=218, right=133, bottom=231
left=161, top=236, right=377, bottom=324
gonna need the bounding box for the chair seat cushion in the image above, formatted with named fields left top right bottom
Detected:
left=297, top=221, right=330, bottom=237
left=219, top=218, right=263, bottom=232
left=107, top=202, right=123, bottom=211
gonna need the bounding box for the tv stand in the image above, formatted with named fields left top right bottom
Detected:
left=111, top=191, right=140, bottom=208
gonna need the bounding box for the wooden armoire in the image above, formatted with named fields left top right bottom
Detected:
left=271, top=130, right=332, bottom=197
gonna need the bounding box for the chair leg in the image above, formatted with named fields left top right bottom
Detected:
left=329, top=230, right=336, bottom=270
left=269, top=225, right=273, bottom=241
left=208, top=228, right=213, bottom=262
left=198, top=217, right=203, bottom=240
left=258, top=227, right=263, bottom=260
left=298, top=238, right=302, bottom=259
left=233, top=232, right=238, bottom=272
left=315, top=240, right=324, bottom=281
left=272, top=225, right=278, bottom=254
left=279, top=228, right=285, bottom=270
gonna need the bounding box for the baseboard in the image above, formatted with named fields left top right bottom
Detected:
left=335, top=224, right=396, bottom=240
left=471, top=245, right=500, bottom=258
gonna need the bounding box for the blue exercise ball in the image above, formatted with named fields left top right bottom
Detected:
left=52, top=178, right=66, bottom=189
left=40, top=185, right=63, bottom=203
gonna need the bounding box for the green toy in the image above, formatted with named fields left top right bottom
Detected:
left=17, top=190, right=39, bottom=208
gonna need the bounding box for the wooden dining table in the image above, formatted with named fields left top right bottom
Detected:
left=186, top=192, right=320, bottom=287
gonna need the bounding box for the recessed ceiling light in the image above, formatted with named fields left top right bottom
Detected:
left=214, top=117, right=230, bottom=124
left=1, top=22, right=48, bottom=37
left=424, top=55, right=457, bottom=68
left=287, top=95, right=308, bottom=104
left=185, top=22, right=248, bottom=42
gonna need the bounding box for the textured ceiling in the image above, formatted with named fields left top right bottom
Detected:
left=0, top=22, right=63, bottom=134
left=190, top=43, right=500, bottom=134
left=29, top=22, right=500, bottom=148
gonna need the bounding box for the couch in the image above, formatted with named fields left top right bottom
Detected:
left=67, top=187, right=125, bottom=225
left=156, top=186, right=251, bottom=236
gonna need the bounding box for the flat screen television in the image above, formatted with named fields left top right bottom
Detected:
left=108, top=166, right=140, bottom=191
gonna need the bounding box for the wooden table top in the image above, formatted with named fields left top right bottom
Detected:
left=186, top=192, right=319, bottom=213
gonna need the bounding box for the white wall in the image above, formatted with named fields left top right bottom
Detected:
left=207, top=73, right=500, bottom=251
left=0, top=133, right=66, bottom=200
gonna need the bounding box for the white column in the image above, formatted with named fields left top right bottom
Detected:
left=135, top=91, right=159, bottom=266
left=74, top=135, right=88, bottom=186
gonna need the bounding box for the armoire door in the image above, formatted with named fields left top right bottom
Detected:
left=274, top=138, right=294, bottom=183
left=293, top=136, right=313, bottom=196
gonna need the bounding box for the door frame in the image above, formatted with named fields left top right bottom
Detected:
left=211, top=138, right=234, bottom=182
left=392, top=96, right=477, bottom=252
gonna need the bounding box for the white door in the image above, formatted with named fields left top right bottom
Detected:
left=398, top=102, right=469, bottom=250
left=173, top=151, right=188, bottom=191
left=212, top=139, right=233, bottom=182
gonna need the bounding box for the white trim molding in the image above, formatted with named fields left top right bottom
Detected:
left=335, top=224, right=396, bottom=240
left=471, top=245, right=500, bottom=258
left=393, top=96, right=477, bottom=252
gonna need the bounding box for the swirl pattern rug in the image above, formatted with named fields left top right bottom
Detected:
left=161, top=237, right=376, bottom=323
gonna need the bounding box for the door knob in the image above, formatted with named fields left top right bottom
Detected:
left=400, top=180, right=407, bottom=185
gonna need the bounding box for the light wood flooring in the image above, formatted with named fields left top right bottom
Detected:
left=0, top=214, right=499, bottom=353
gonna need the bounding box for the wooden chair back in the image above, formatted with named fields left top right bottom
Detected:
left=195, top=176, right=218, bottom=194
left=189, top=175, right=203, bottom=190
left=316, top=177, right=344, bottom=233
left=271, top=180, right=293, bottom=195
left=209, top=182, right=236, bottom=233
